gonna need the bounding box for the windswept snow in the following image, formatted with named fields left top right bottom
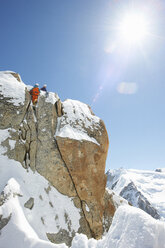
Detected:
left=56, top=99, right=100, bottom=145
left=0, top=155, right=81, bottom=239
left=1, top=192, right=67, bottom=248
left=1, top=177, right=165, bottom=248
left=101, top=205, right=165, bottom=248
left=0, top=71, right=26, bottom=106
left=71, top=206, right=165, bottom=248
left=0, top=177, right=68, bottom=248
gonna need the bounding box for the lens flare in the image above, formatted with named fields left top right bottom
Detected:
left=117, top=82, right=138, bottom=94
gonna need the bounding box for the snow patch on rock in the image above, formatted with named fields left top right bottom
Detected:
left=56, top=99, right=100, bottom=145
left=0, top=71, right=26, bottom=106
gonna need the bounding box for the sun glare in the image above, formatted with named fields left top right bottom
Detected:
left=119, top=13, right=149, bottom=44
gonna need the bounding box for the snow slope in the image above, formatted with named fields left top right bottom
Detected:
left=71, top=205, right=165, bottom=248
left=101, top=205, right=165, bottom=248
left=1, top=160, right=165, bottom=248
left=0, top=128, right=80, bottom=248
left=72, top=205, right=165, bottom=248
left=106, top=168, right=165, bottom=220
left=0, top=179, right=67, bottom=248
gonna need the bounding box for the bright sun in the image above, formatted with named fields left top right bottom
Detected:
left=119, top=13, right=149, bottom=44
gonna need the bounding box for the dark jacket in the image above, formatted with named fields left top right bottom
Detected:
left=40, top=87, right=47, bottom=92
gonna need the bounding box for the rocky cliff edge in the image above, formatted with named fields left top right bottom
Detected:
left=0, top=71, right=117, bottom=246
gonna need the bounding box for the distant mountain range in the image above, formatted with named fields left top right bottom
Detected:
left=106, top=168, right=165, bottom=220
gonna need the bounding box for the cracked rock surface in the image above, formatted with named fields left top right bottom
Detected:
left=0, top=71, right=115, bottom=245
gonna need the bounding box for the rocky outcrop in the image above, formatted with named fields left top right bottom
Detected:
left=0, top=214, right=11, bottom=232
left=55, top=99, right=109, bottom=238
left=0, top=188, right=12, bottom=232
left=10, top=72, right=22, bottom=82
left=24, top=197, right=34, bottom=209
left=56, top=132, right=108, bottom=238
left=102, top=190, right=116, bottom=233
left=35, top=95, right=76, bottom=197
left=55, top=99, right=64, bottom=117
left=0, top=71, right=115, bottom=245
left=120, top=182, right=160, bottom=219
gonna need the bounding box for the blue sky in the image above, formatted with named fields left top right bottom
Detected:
left=1, top=0, right=165, bottom=171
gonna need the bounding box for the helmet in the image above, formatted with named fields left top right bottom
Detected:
left=43, top=84, right=47, bottom=87
left=35, top=83, right=39, bottom=86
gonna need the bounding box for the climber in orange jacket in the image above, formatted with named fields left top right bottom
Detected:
left=29, top=83, right=40, bottom=105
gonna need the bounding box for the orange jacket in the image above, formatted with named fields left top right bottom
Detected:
left=30, top=87, right=40, bottom=96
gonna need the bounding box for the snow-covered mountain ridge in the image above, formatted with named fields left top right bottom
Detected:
left=0, top=71, right=165, bottom=248
left=106, top=168, right=165, bottom=220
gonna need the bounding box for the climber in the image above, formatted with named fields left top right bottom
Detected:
left=40, top=84, right=49, bottom=97
left=29, top=83, right=40, bottom=105
left=40, top=84, right=47, bottom=92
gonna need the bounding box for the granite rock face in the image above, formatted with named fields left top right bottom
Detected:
left=0, top=71, right=115, bottom=245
